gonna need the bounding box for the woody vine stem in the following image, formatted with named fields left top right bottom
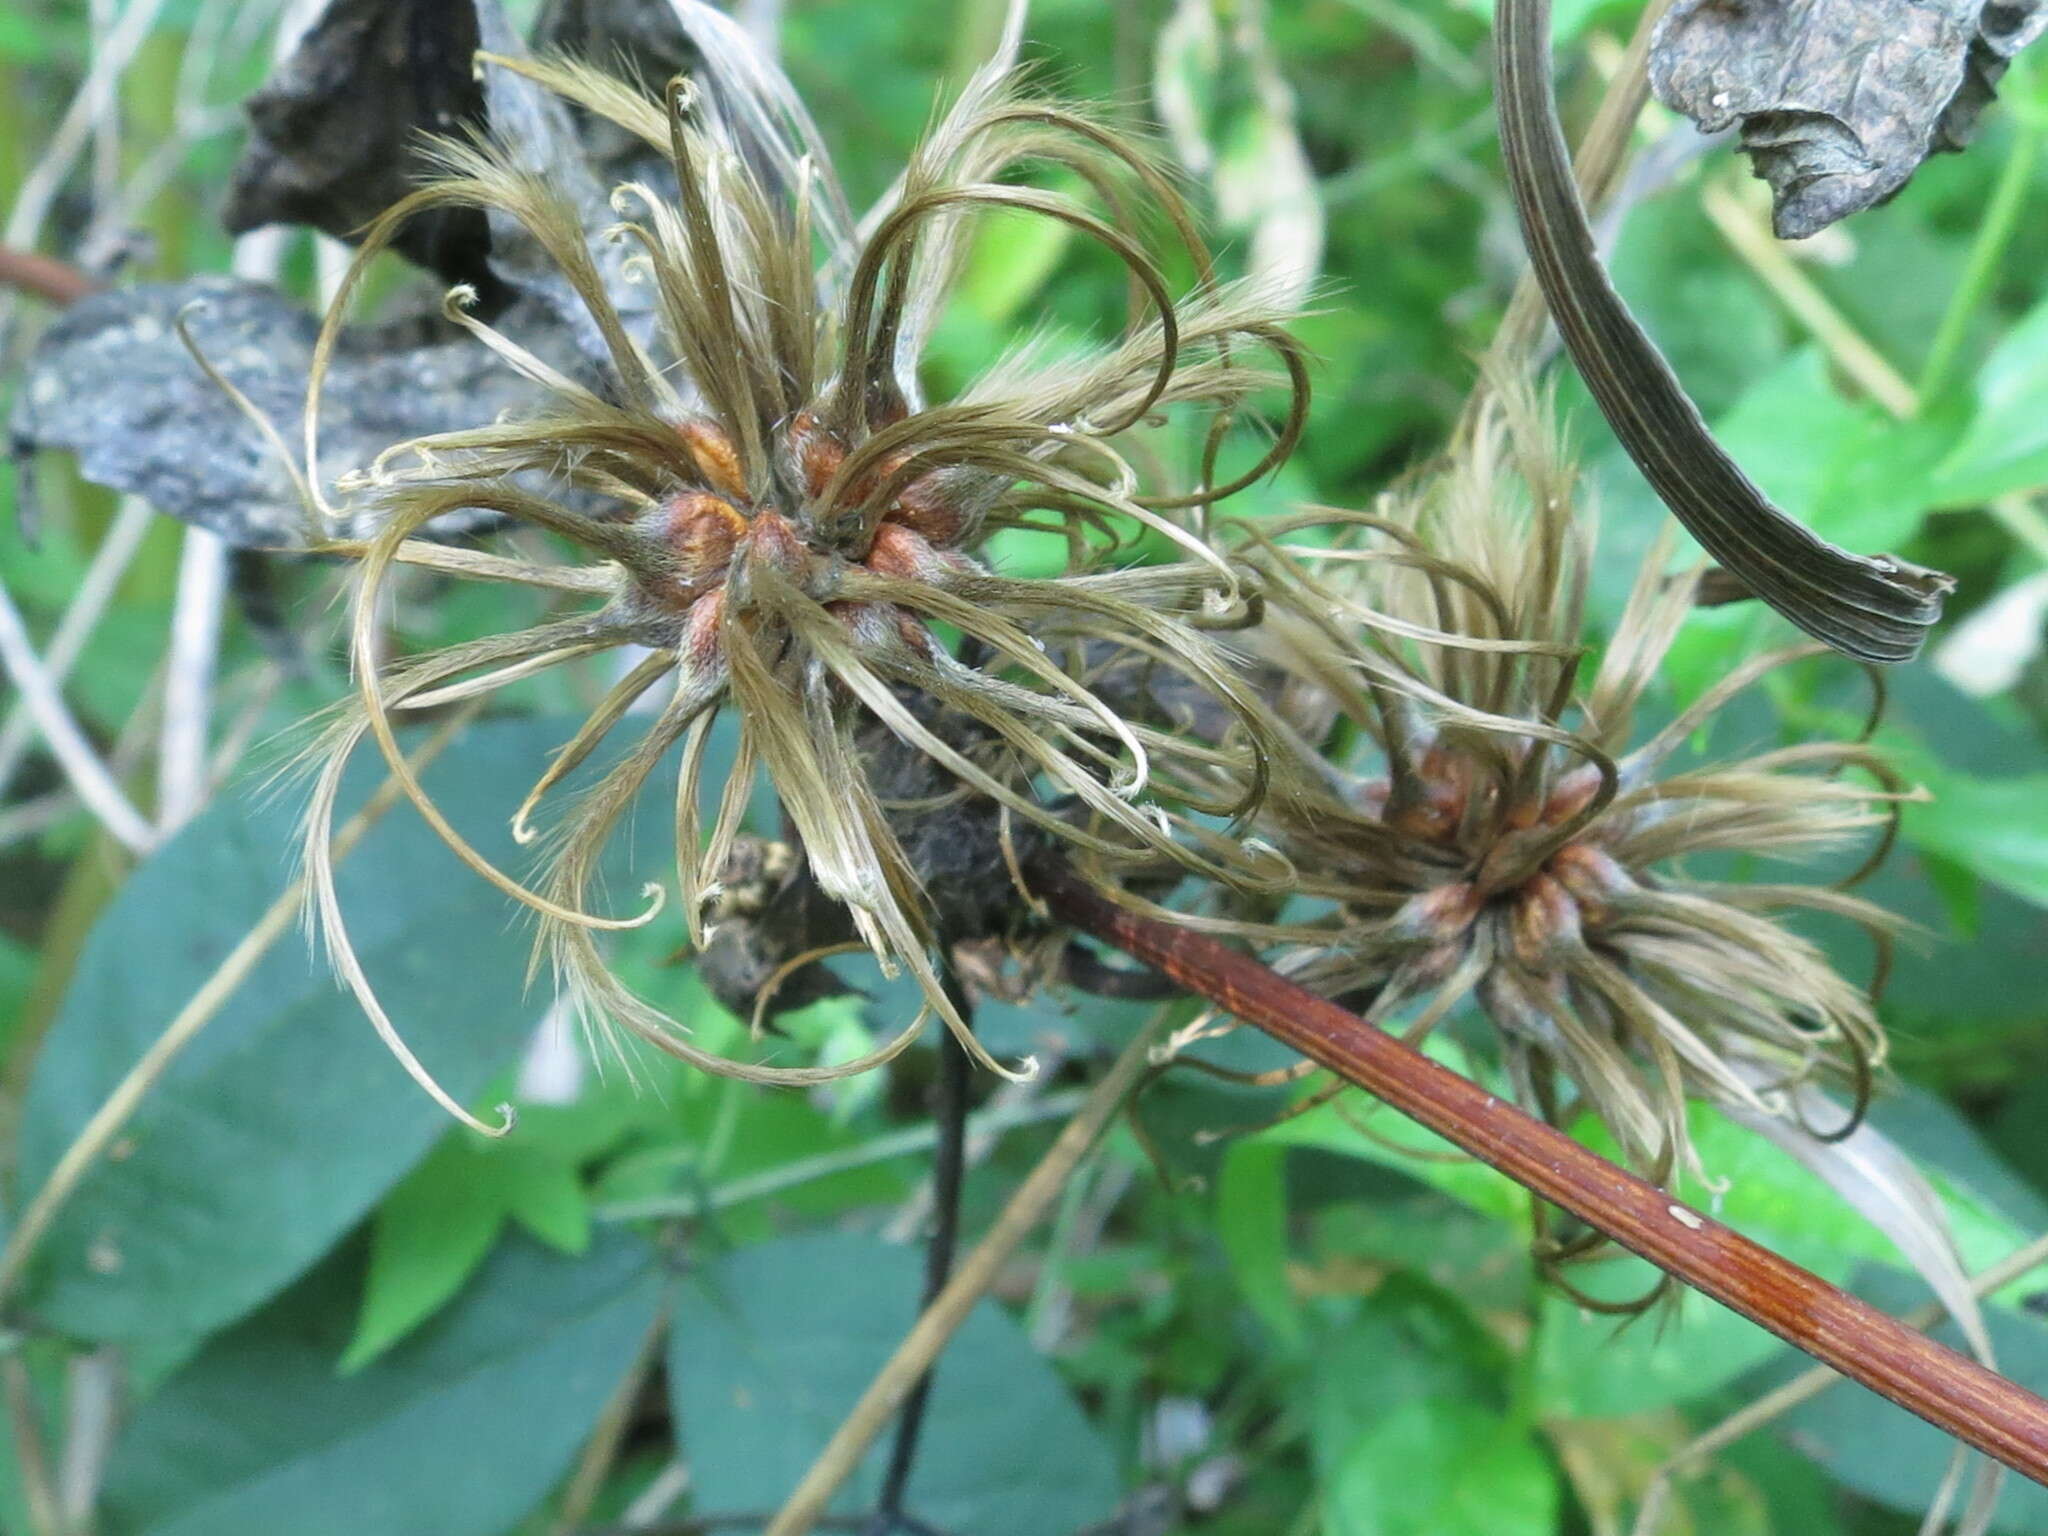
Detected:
left=1033, top=861, right=2048, bottom=1486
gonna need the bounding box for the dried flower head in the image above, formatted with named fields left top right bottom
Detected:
left=283, top=12, right=1308, bottom=1126
left=1232, top=380, right=1900, bottom=1197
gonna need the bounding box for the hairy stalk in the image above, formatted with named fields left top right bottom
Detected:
left=868, top=977, right=974, bottom=1535
left=0, top=709, right=475, bottom=1307
left=764, top=1013, right=1168, bottom=1536
left=1033, top=860, right=2048, bottom=1487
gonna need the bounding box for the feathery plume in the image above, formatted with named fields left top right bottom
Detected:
left=287, top=24, right=1309, bottom=1122
left=1227, top=378, right=1901, bottom=1231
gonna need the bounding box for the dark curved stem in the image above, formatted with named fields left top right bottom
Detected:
left=866, top=973, right=974, bottom=1536
left=1033, top=858, right=2048, bottom=1488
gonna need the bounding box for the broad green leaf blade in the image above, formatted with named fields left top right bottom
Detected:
left=340, top=1136, right=511, bottom=1374
left=101, top=1232, right=661, bottom=1536
left=1216, top=1141, right=1305, bottom=1350
left=1932, top=295, right=2048, bottom=504
left=1304, top=1276, right=1534, bottom=1536
left=1905, top=773, right=2048, bottom=908
left=503, top=1156, right=593, bottom=1254
left=1717, top=348, right=1952, bottom=554
left=14, top=717, right=611, bottom=1342
left=343, top=1111, right=606, bottom=1372
left=1328, top=1398, right=1557, bottom=1536
left=668, top=1231, right=1121, bottom=1535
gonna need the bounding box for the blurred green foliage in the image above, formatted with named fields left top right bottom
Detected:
left=3, top=1, right=2048, bottom=1533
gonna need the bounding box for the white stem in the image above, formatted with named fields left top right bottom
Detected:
left=56, top=1347, right=121, bottom=1527
left=89, top=0, right=122, bottom=217
left=156, top=526, right=228, bottom=832
left=0, top=495, right=155, bottom=800
left=738, top=0, right=785, bottom=57
left=3, top=0, right=170, bottom=250
left=618, top=1461, right=691, bottom=1529
left=0, top=575, right=153, bottom=851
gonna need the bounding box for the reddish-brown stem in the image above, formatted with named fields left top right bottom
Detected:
left=1035, top=861, right=2048, bottom=1487
left=0, top=245, right=99, bottom=306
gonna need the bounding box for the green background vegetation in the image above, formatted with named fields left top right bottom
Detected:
left=3, top=1, right=2048, bottom=1532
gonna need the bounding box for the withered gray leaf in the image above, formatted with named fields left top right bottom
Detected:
left=220, top=0, right=672, bottom=342
left=1497, top=0, right=1954, bottom=662
left=469, top=7, right=663, bottom=375
left=9, top=277, right=574, bottom=547
left=1939, top=1, right=2048, bottom=149
left=1650, top=0, right=2046, bottom=238
left=224, top=0, right=497, bottom=294
left=535, top=0, right=851, bottom=241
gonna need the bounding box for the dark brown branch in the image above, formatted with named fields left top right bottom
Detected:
left=1034, top=860, right=2048, bottom=1487
left=0, top=246, right=99, bottom=306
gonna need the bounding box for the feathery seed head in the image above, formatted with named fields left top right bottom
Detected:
left=289, top=18, right=1310, bottom=1123
left=1241, top=380, right=1900, bottom=1194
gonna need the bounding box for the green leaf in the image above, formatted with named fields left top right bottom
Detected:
left=102, top=1232, right=660, bottom=1536
left=1904, top=773, right=2048, bottom=908
left=13, top=717, right=638, bottom=1343
left=1716, top=347, right=1942, bottom=552
left=343, top=1100, right=614, bottom=1371
left=340, top=1138, right=511, bottom=1374
left=1643, top=1105, right=2026, bottom=1276
left=0, top=928, right=34, bottom=1058
left=958, top=204, right=1073, bottom=326
left=1305, top=1274, right=1510, bottom=1460
left=1531, top=1268, right=1807, bottom=1419
left=504, top=1157, right=592, bottom=1254
left=0, top=9, right=53, bottom=60
left=668, top=1231, right=1121, bottom=1534
left=1257, top=1042, right=1528, bottom=1229
left=1216, top=1141, right=1304, bottom=1350
left=1327, top=1399, right=1557, bottom=1536
left=1269, top=1064, right=2024, bottom=1306
left=1932, top=295, right=2048, bottom=504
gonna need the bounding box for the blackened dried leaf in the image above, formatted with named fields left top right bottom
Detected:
left=1497, top=0, right=1954, bottom=663
left=536, top=0, right=702, bottom=68
left=8, top=277, right=573, bottom=547
left=1938, top=1, right=2048, bottom=150
left=1650, top=0, right=2045, bottom=238
left=225, top=0, right=497, bottom=294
